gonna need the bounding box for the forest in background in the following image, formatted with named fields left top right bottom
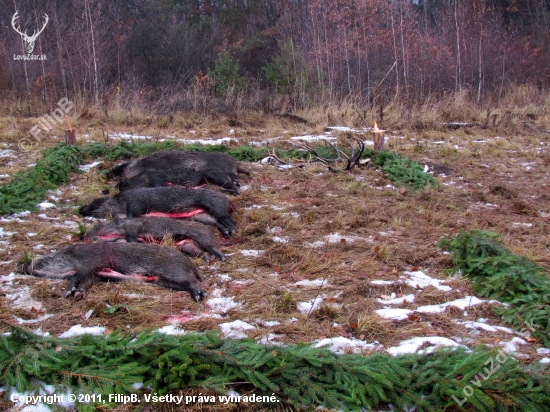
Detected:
left=0, top=0, right=549, bottom=120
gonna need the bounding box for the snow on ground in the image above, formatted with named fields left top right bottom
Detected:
left=219, top=320, right=255, bottom=339
left=297, top=297, right=323, bottom=314
left=179, top=137, right=237, bottom=145
left=313, top=337, right=382, bottom=354
left=295, top=279, right=329, bottom=287
left=157, top=323, right=186, bottom=336
left=38, top=202, right=56, bottom=209
left=240, top=249, right=263, bottom=257
left=257, top=333, right=286, bottom=346
left=375, top=308, right=413, bottom=320
left=207, top=296, right=242, bottom=313
left=290, top=135, right=336, bottom=142
left=377, top=294, right=415, bottom=305
left=387, top=337, right=465, bottom=356
left=401, top=270, right=452, bottom=292
left=1, top=277, right=45, bottom=312
left=499, top=337, right=528, bottom=354
left=416, top=296, right=490, bottom=314
left=78, top=161, right=103, bottom=172
left=454, top=320, right=514, bottom=334
left=16, top=314, right=54, bottom=325
left=58, top=324, right=106, bottom=338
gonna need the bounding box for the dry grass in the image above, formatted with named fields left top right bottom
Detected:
left=1, top=102, right=550, bottom=409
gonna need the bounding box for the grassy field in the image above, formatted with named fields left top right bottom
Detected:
left=0, top=104, right=549, bottom=410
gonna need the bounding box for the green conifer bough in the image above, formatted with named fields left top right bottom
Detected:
left=1, top=325, right=549, bottom=411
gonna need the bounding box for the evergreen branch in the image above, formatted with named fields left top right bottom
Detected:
left=0, top=326, right=548, bottom=410
left=439, top=230, right=550, bottom=346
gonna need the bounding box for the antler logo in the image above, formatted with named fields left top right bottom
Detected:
left=11, top=11, right=49, bottom=54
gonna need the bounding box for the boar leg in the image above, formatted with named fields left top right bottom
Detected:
left=123, top=223, right=144, bottom=243
left=191, top=214, right=231, bottom=237
left=176, top=239, right=210, bottom=262
left=64, top=273, right=97, bottom=300
left=126, top=202, right=144, bottom=218
left=218, top=215, right=236, bottom=236
left=190, top=239, right=225, bottom=262
left=152, top=277, right=207, bottom=302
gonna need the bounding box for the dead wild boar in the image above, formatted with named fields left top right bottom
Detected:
left=17, top=243, right=207, bottom=301
left=115, top=169, right=206, bottom=193
left=82, top=217, right=225, bottom=262
left=107, top=150, right=250, bottom=195
left=78, top=187, right=236, bottom=237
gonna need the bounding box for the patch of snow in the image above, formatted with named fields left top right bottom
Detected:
left=499, top=337, right=527, bottom=354
left=387, top=336, right=463, bottom=356
left=157, top=324, right=186, bottom=336
left=313, top=337, right=382, bottom=354
left=240, top=249, right=262, bottom=258
left=304, top=240, right=326, bottom=248
left=290, top=135, right=336, bottom=142
left=217, top=274, right=231, bottom=282
left=1, top=211, right=31, bottom=223
left=375, top=308, right=413, bottom=320
left=512, top=222, right=533, bottom=228
left=402, top=271, right=452, bottom=292
left=536, top=348, right=550, bottom=355
left=259, top=320, right=281, bottom=327
left=16, top=314, right=54, bottom=325
left=454, top=320, right=513, bottom=334
left=540, top=358, right=550, bottom=364
left=3, top=285, right=44, bottom=312
left=219, top=320, right=255, bottom=339
left=181, top=137, right=237, bottom=145
left=0, top=227, right=15, bottom=237
left=59, top=324, right=106, bottom=338
left=78, top=161, right=103, bottom=172
left=370, top=280, right=396, bottom=285
left=297, top=297, right=323, bottom=314
left=377, top=294, right=415, bottom=305
left=207, top=297, right=241, bottom=313
left=257, top=333, right=286, bottom=346
left=416, top=296, right=489, bottom=314
left=272, top=236, right=289, bottom=243
left=109, top=132, right=154, bottom=140
left=295, top=279, right=328, bottom=287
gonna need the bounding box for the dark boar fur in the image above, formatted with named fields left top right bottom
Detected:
left=115, top=169, right=205, bottom=193
left=78, top=187, right=236, bottom=237
left=107, top=150, right=250, bottom=195
left=17, top=243, right=207, bottom=301
left=82, top=217, right=225, bottom=262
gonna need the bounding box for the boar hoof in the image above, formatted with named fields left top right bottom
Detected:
left=73, top=289, right=87, bottom=300
left=64, top=288, right=75, bottom=299
left=190, top=288, right=207, bottom=302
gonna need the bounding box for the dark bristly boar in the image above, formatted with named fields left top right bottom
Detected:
left=81, top=217, right=225, bottom=262
left=78, top=187, right=236, bottom=237
left=115, top=169, right=205, bottom=193
left=17, top=243, right=207, bottom=301
left=107, top=150, right=250, bottom=195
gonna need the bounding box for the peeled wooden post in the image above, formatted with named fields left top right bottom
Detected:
left=373, top=122, right=385, bottom=151
left=65, top=115, right=76, bottom=145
